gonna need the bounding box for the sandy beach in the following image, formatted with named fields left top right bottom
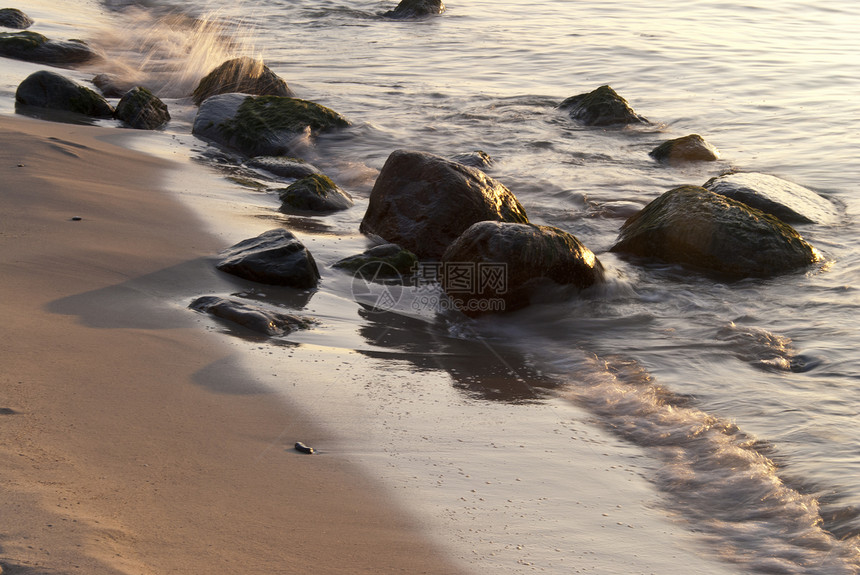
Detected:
left=0, top=114, right=467, bottom=575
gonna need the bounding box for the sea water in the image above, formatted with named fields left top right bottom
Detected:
left=2, top=0, right=859, bottom=573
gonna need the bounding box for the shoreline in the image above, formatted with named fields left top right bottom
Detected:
left=0, top=114, right=469, bottom=575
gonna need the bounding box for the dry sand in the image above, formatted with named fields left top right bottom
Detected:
left=0, top=115, right=467, bottom=575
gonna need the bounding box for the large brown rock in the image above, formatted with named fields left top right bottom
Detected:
left=610, top=185, right=821, bottom=279
left=441, top=222, right=605, bottom=316
left=359, top=150, right=529, bottom=259
left=559, top=85, right=648, bottom=126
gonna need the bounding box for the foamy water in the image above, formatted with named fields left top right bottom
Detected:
left=3, top=0, right=859, bottom=572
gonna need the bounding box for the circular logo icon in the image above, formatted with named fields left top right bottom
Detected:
left=350, top=262, right=404, bottom=312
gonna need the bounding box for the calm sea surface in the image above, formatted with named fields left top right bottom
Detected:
left=4, top=0, right=859, bottom=572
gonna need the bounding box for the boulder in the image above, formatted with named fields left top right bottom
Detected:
left=190, top=295, right=313, bottom=336
left=277, top=174, right=354, bottom=212
left=0, top=8, right=33, bottom=28
left=114, top=86, right=170, bottom=130
left=15, top=70, right=114, bottom=117
left=245, top=156, right=322, bottom=179
left=559, top=85, right=648, bottom=126
left=192, top=93, right=350, bottom=157
left=360, top=149, right=529, bottom=259
left=216, top=228, right=321, bottom=288
left=0, top=31, right=96, bottom=66
left=703, top=172, right=837, bottom=225
left=441, top=221, right=605, bottom=316
left=333, top=244, right=418, bottom=278
left=383, top=0, right=445, bottom=18
left=191, top=57, right=293, bottom=106
left=649, top=134, right=720, bottom=164
left=610, top=185, right=820, bottom=279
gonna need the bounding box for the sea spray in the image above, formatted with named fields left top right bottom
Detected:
left=90, top=5, right=261, bottom=98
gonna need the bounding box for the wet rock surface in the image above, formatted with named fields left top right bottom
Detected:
left=0, top=30, right=96, bottom=66
left=15, top=70, right=113, bottom=118
left=114, top=86, right=170, bottom=130
left=703, top=172, right=838, bottom=225
left=559, top=85, right=648, bottom=126
left=441, top=221, right=605, bottom=316
left=650, top=134, right=720, bottom=164
left=216, top=228, right=321, bottom=288
left=610, top=185, right=820, bottom=279
left=360, top=149, right=529, bottom=259
left=191, top=57, right=294, bottom=106
left=277, top=174, right=354, bottom=213
left=190, top=295, right=313, bottom=336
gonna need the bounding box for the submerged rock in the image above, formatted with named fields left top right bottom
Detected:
left=650, top=134, right=720, bottom=164
left=191, top=57, right=293, bottom=106
left=190, top=295, right=313, bottom=336
left=703, top=172, right=838, bottom=225
left=192, top=93, right=350, bottom=157
left=0, top=8, right=33, bottom=29
left=277, top=174, right=354, bottom=212
left=441, top=222, right=605, bottom=316
left=333, top=244, right=418, bottom=278
left=216, top=228, right=321, bottom=288
left=114, top=86, right=170, bottom=130
left=92, top=73, right=134, bottom=98
left=0, top=30, right=96, bottom=66
left=383, top=0, right=445, bottom=18
left=360, top=149, right=529, bottom=259
left=451, top=150, right=493, bottom=169
left=610, top=185, right=820, bottom=279
left=15, top=70, right=113, bottom=117
left=245, top=156, right=322, bottom=179
left=559, top=85, right=648, bottom=126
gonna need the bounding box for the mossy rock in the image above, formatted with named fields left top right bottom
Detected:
left=0, top=8, right=34, bottom=29
left=192, top=57, right=293, bottom=106
left=193, top=93, right=351, bottom=157
left=333, top=244, right=418, bottom=278
left=114, top=86, right=170, bottom=130
left=0, top=30, right=96, bottom=65
left=610, top=185, right=820, bottom=279
left=559, top=85, right=648, bottom=126
left=277, top=174, right=354, bottom=212
left=384, top=0, right=446, bottom=18
left=650, top=134, right=720, bottom=164
left=15, top=70, right=114, bottom=118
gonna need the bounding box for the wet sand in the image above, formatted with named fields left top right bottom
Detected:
left=0, top=114, right=468, bottom=575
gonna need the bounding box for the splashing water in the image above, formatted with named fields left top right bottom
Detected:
left=92, top=6, right=260, bottom=98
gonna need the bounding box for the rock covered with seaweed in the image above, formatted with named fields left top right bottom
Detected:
left=192, top=93, right=350, bottom=157
left=559, top=85, right=648, bottom=126
left=114, top=86, right=170, bottom=130
left=0, top=30, right=97, bottom=66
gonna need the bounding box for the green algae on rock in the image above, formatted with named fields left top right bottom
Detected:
left=191, top=57, right=293, bottom=106
left=559, top=85, right=648, bottom=126
left=114, top=86, right=170, bottom=130
left=277, top=173, right=354, bottom=213
left=610, top=185, right=821, bottom=279
left=0, top=30, right=96, bottom=66
left=193, top=93, right=350, bottom=157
